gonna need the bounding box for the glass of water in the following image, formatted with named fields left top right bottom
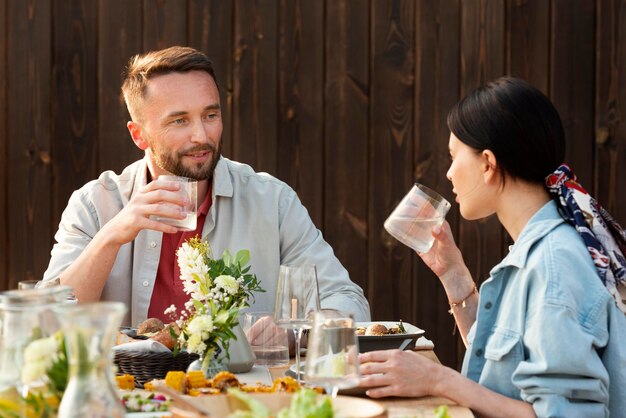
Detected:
left=152, top=175, right=198, bottom=231
left=242, top=311, right=289, bottom=367
left=274, top=264, right=320, bottom=382
left=304, top=311, right=360, bottom=397
left=384, top=183, right=451, bottom=253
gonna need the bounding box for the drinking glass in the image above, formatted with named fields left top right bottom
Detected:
left=384, top=183, right=451, bottom=253
left=16, top=280, right=39, bottom=290
left=304, top=311, right=360, bottom=398
left=274, top=264, right=320, bottom=382
left=242, top=312, right=289, bottom=367
left=151, top=175, right=198, bottom=231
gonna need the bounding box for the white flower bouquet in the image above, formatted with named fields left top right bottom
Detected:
left=167, top=237, right=264, bottom=371
left=16, top=332, right=68, bottom=416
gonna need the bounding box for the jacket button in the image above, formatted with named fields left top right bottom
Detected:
left=150, top=241, right=157, bottom=248
left=475, top=349, right=483, bottom=357
left=485, top=302, right=492, bottom=309
left=142, top=281, right=149, bottom=287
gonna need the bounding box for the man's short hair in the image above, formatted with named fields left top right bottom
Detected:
left=121, top=46, right=218, bottom=121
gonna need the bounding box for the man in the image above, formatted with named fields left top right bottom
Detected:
left=43, top=46, right=371, bottom=326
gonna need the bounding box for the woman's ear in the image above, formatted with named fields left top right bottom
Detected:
left=127, top=121, right=149, bottom=151
left=481, top=150, right=499, bottom=185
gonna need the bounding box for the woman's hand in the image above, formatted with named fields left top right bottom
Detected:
left=358, top=349, right=443, bottom=398
left=359, top=349, right=538, bottom=418
left=418, top=221, right=468, bottom=283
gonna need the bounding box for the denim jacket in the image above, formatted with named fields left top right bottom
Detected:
left=462, top=201, right=626, bottom=417
left=43, top=156, right=371, bottom=326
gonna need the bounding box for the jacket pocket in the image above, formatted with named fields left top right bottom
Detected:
left=484, top=329, right=523, bottom=362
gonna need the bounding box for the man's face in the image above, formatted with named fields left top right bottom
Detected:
left=132, top=70, right=223, bottom=180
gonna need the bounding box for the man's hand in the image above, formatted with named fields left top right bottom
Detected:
left=58, top=178, right=190, bottom=303
left=101, top=178, right=189, bottom=245
left=245, top=315, right=287, bottom=347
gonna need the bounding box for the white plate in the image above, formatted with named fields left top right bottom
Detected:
left=356, top=321, right=425, bottom=352
left=186, top=392, right=385, bottom=417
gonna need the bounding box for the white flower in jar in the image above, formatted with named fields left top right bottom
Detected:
left=187, top=315, right=215, bottom=340
left=186, top=333, right=207, bottom=355
left=21, top=336, right=59, bottom=383
left=214, top=275, right=240, bottom=295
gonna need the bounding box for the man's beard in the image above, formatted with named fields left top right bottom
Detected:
left=152, top=142, right=221, bottom=180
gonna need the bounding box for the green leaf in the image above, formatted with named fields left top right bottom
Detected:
left=214, top=311, right=230, bottom=324
left=235, top=250, right=251, bottom=267
left=222, top=250, right=233, bottom=267
left=192, top=299, right=204, bottom=311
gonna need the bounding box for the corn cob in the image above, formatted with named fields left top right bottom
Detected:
left=115, top=374, right=135, bottom=390
left=186, top=370, right=207, bottom=389
left=164, top=371, right=187, bottom=393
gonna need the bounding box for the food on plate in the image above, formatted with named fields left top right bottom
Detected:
left=213, top=371, right=241, bottom=392
left=186, top=370, right=207, bottom=389
left=143, top=371, right=316, bottom=397
left=137, top=317, right=165, bottom=335
left=356, top=321, right=407, bottom=336
left=364, top=323, right=388, bottom=336
left=120, top=392, right=171, bottom=413
left=115, top=374, right=135, bottom=390
left=227, top=387, right=333, bottom=418
left=164, top=371, right=187, bottom=393
left=270, top=377, right=301, bottom=393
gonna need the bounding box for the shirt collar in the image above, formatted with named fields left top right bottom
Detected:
left=212, top=156, right=233, bottom=198
left=491, top=200, right=565, bottom=274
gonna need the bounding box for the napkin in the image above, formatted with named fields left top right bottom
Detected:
left=113, top=339, right=171, bottom=353
left=235, top=365, right=273, bottom=386
left=414, top=336, right=435, bottom=350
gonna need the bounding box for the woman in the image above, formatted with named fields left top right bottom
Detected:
left=359, top=77, right=626, bottom=417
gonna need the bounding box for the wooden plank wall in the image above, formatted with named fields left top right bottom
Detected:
left=1, top=0, right=625, bottom=370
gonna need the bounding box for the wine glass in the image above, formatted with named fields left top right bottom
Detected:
left=304, top=311, right=360, bottom=397
left=274, top=264, right=320, bottom=382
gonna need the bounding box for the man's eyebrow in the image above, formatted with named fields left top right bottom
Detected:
left=164, top=104, right=221, bottom=119
left=165, top=110, right=188, bottom=118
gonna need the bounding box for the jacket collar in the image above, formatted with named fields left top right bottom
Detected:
left=491, top=200, right=565, bottom=275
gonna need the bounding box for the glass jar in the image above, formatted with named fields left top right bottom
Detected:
left=0, top=286, right=72, bottom=416
left=56, top=302, right=127, bottom=418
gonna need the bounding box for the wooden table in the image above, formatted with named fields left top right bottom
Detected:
left=269, top=350, right=475, bottom=418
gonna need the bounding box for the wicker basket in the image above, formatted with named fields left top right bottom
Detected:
left=114, top=351, right=199, bottom=387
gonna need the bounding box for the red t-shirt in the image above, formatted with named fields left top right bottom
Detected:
left=147, top=187, right=213, bottom=322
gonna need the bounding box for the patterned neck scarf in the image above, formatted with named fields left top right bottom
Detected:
left=545, top=164, right=626, bottom=313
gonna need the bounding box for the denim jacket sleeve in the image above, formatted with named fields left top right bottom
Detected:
left=514, top=300, right=611, bottom=417
left=511, top=233, right=613, bottom=418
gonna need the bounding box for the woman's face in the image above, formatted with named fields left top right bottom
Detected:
left=446, top=134, right=495, bottom=220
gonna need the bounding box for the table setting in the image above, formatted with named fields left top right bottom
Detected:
left=0, top=283, right=472, bottom=418
left=0, top=229, right=473, bottom=417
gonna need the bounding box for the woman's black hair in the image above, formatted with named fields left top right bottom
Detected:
left=447, top=77, right=565, bottom=184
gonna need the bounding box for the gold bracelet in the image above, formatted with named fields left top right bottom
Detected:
left=447, top=285, right=478, bottom=314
